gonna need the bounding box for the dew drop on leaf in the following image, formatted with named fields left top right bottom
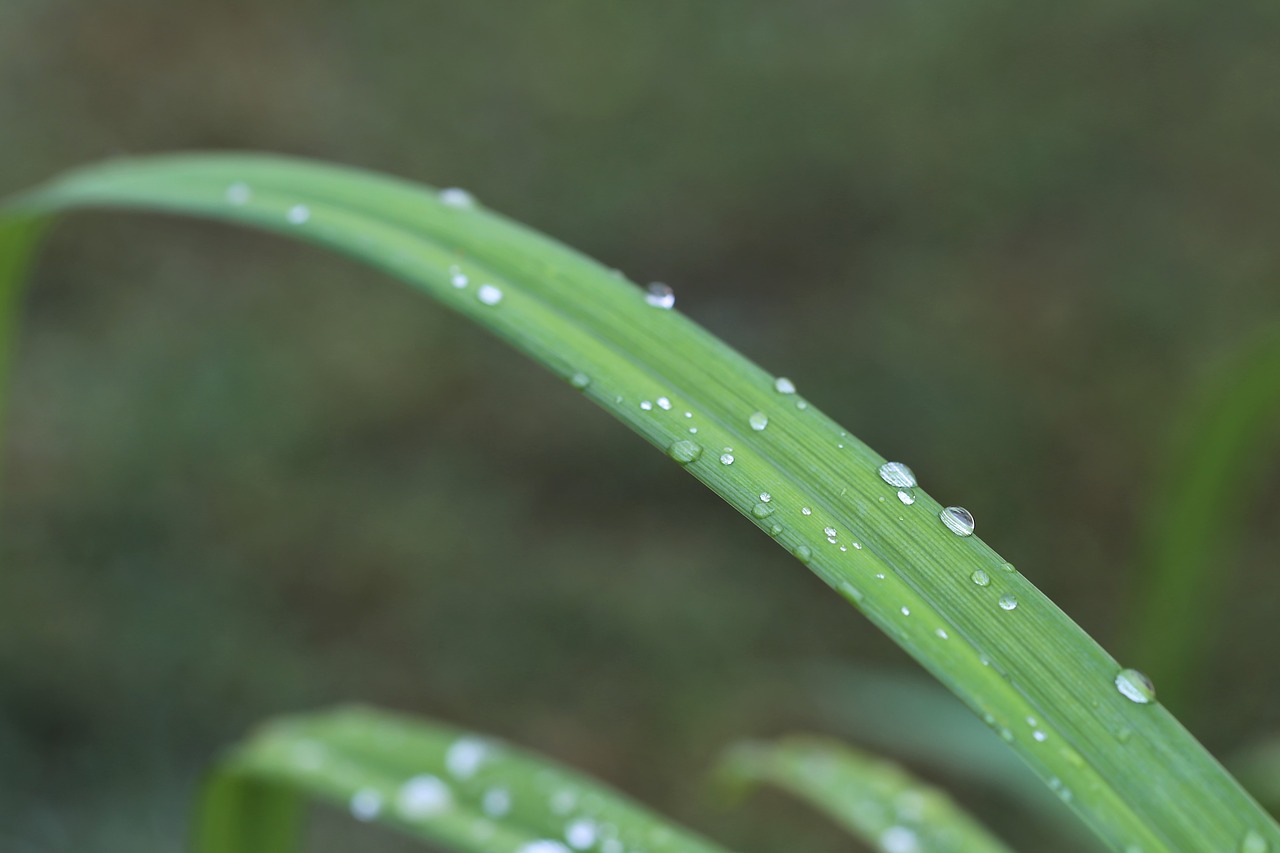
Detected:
left=570, top=372, right=591, bottom=390
left=940, top=506, right=975, bottom=536
left=225, top=182, right=251, bottom=205
left=878, top=462, right=917, bottom=488
left=998, top=594, right=1018, bottom=611
left=644, top=283, right=675, bottom=309
left=793, top=545, right=812, bottom=563
left=971, top=569, right=990, bottom=587
left=287, top=204, right=310, bottom=224
left=720, top=452, right=735, bottom=465
left=476, top=284, right=503, bottom=306
left=397, top=775, right=452, bottom=819
left=774, top=376, right=796, bottom=394
left=1241, top=830, right=1269, bottom=853
left=897, top=488, right=916, bottom=505
left=748, top=411, right=769, bottom=431
left=439, top=187, right=475, bottom=208
left=667, top=440, right=702, bottom=464
left=1115, top=668, right=1156, bottom=704
left=565, top=819, right=598, bottom=850
left=350, top=788, right=382, bottom=821
left=656, top=396, right=672, bottom=410
left=482, top=787, right=511, bottom=817
left=752, top=502, right=774, bottom=519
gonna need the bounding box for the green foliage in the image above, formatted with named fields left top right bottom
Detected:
left=196, top=707, right=730, bottom=853
left=719, top=734, right=1012, bottom=853
left=3, top=154, right=1277, bottom=851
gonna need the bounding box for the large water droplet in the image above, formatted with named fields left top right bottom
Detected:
left=940, top=506, right=975, bottom=536
left=878, top=462, right=917, bottom=489
left=897, top=488, right=916, bottom=505
left=748, top=411, right=769, bottom=431
left=998, top=594, right=1018, bottom=611
left=397, top=775, right=452, bottom=819
left=774, top=377, right=796, bottom=394
left=477, top=284, right=503, bottom=305
left=225, top=182, right=251, bottom=205
left=439, top=187, right=475, bottom=208
left=656, top=396, right=672, bottom=410
left=644, top=283, right=675, bottom=309
left=350, top=788, right=383, bottom=821
left=287, top=204, right=311, bottom=224
left=1241, top=830, right=1270, bottom=853
left=1115, top=668, right=1156, bottom=704
left=668, top=440, right=702, bottom=464
left=971, top=569, right=990, bottom=587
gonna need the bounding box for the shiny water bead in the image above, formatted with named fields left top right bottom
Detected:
left=752, top=502, right=774, bottom=519
left=225, top=182, right=251, bottom=204
left=350, top=788, right=383, bottom=821
left=940, top=506, right=975, bottom=536
left=769, top=523, right=783, bottom=536
left=667, top=440, right=702, bottom=464
left=897, top=488, right=916, bottom=505
left=935, top=628, right=949, bottom=639
left=1241, top=830, right=1270, bottom=853
left=748, top=411, right=769, bottom=431
left=656, top=396, right=673, bottom=410
left=644, top=283, right=675, bottom=309
left=759, top=492, right=771, bottom=502
left=640, top=400, right=653, bottom=411
left=570, top=372, right=591, bottom=390
left=900, top=606, right=910, bottom=616
left=1115, top=668, right=1156, bottom=704
left=878, top=461, right=917, bottom=489
left=565, top=819, right=598, bottom=850
left=287, top=204, right=311, bottom=224
left=439, top=187, right=475, bottom=208
left=445, top=738, right=487, bottom=779
left=397, top=775, right=452, bottom=818
left=801, top=506, right=812, bottom=516
left=476, top=284, right=503, bottom=305
left=720, top=452, right=735, bottom=465
left=970, top=569, right=990, bottom=587
left=998, top=594, right=1018, bottom=611
left=793, top=545, right=812, bottom=563
left=774, top=377, right=796, bottom=394
left=879, top=826, right=921, bottom=853
left=450, top=269, right=469, bottom=288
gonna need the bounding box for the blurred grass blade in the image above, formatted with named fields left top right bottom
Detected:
left=196, top=705, right=734, bottom=853
left=1128, top=327, right=1280, bottom=714
left=3, top=154, right=1278, bottom=851
left=718, top=735, right=1013, bottom=853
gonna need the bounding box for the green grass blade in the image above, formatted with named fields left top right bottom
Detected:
left=3, top=153, right=1277, bottom=852
left=719, top=735, right=1014, bottom=853
left=198, top=706, right=734, bottom=853
left=0, top=215, right=48, bottom=458
left=1127, top=327, right=1280, bottom=714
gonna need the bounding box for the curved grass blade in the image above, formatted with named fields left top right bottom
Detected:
left=718, top=735, right=1013, bottom=853
left=3, top=154, right=1277, bottom=852
left=1127, top=327, right=1280, bottom=714
left=196, top=705, right=735, bottom=853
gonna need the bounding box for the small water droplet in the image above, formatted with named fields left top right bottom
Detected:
left=900, top=606, right=910, bottom=616
left=774, top=377, right=796, bottom=394
left=518, top=842, right=572, bottom=853
left=640, top=400, right=653, bottom=411
left=1115, top=668, right=1156, bottom=704
left=445, top=738, right=487, bottom=779
left=667, top=440, right=702, bottom=464
left=287, top=204, right=311, bottom=224
left=759, top=492, right=771, bottom=503
left=823, top=526, right=837, bottom=537
left=450, top=269, right=469, bottom=288
left=720, top=452, right=735, bottom=465
left=476, top=284, right=503, bottom=305
left=769, top=523, right=783, bottom=536
left=796, top=400, right=808, bottom=410
left=748, top=411, right=769, bottom=431
left=971, top=569, right=990, bottom=587
left=350, top=788, right=383, bottom=821
left=940, top=506, right=975, bottom=536
left=752, top=502, right=774, bottom=519
left=644, top=283, right=675, bottom=309
left=1033, top=730, right=1047, bottom=742
left=397, top=775, right=452, bottom=819
left=570, top=372, right=591, bottom=390
left=482, top=787, right=511, bottom=817
left=802, top=507, right=812, bottom=516
left=688, top=427, right=698, bottom=434
left=1001, top=562, right=1016, bottom=573
left=656, top=396, right=672, bottom=410
left=439, top=187, right=475, bottom=208
left=566, top=818, right=598, bottom=850
left=935, top=628, right=949, bottom=639
left=998, top=594, right=1018, bottom=611
left=880, top=825, right=921, bottom=853
left=897, top=488, right=916, bottom=505
left=225, top=182, right=251, bottom=205
left=878, top=462, right=917, bottom=488
left=793, top=545, right=812, bottom=563
left=1241, top=830, right=1270, bottom=853
left=684, top=411, right=693, bottom=418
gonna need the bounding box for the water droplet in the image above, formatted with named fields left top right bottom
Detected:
left=445, top=737, right=487, bottom=779
left=477, top=284, right=503, bottom=305
left=748, top=411, right=769, bottom=431
left=287, top=204, right=310, bottom=224
left=640, top=400, right=653, bottom=411
left=565, top=818, right=598, bottom=850
left=774, top=377, right=796, bottom=394
left=350, top=788, right=383, bottom=821
left=688, top=427, right=698, bottom=434
left=397, top=775, right=452, bottom=819
left=667, top=440, right=702, bottom=464
left=897, top=488, right=916, bottom=505
left=570, top=372, right=591, bottom=390
left=1033, top=730, right=1047, bottom=742
left=482, top=787, right=511, bottom=817
left=1000, top=562, right=1016, bottom=573
left=225, top=182, right=251, bottom=205
left=793, top=545, right=812, bottom=563
left=1116, top=726, right=1133, bottom=743
left=644, top=283, right=675, bottom=309
left=940, top=506, right=975, bottom=536
left=878, top=462, right=917, bottom=488
left=998, top=594, right=1018, bottom=611
left=769, top=523, right=783, bottom=536
left=752, top=502, right=774, bottom=519
left=684, top=411, right=693, bottom=418
left=450, top=269, right=469, bottom=288
left=796, top=400, right=808, bottom=410
left=439, top=187, right=475, bottom=208
left=759, top=492, right=771, bottom=502
left=1241, top=830, right=1269, bottom=853
left=840, top=581, right=864, bottom=603
left=971, top=569, right=990, bottom=587
left=720, top=452, right=735, bottom=465
left=518, top=842, right=572, bottom=853
left=935, top=628, right=949, bottom=639
left=900, top=606, right=910, bottom=616
left=823, top=526, right=838, bottom=538
left=801, top=506, right=812, bottom=516
left=1115, top=668, right=1156, bottom=704
left=880, top=825, right=921, bottom=853
left=656, top=396, right=672, bottom=410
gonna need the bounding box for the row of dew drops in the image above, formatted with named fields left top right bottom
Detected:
left=290, top=733, right=669, bottom=853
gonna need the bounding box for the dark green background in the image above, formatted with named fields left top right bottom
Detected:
left=3, top=1, right=1280, bottom=850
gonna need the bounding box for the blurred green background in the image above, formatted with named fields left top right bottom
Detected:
left=3, top=1, right=1280, bottom=850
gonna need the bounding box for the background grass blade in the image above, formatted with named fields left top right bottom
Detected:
left=718, top=734, right=1013, bottom=853
left=1127, top=327, right=1280, bottom=714
left=3, top=153, right=1278, bottom=852
left=196, top=706, right=734, bottom=853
